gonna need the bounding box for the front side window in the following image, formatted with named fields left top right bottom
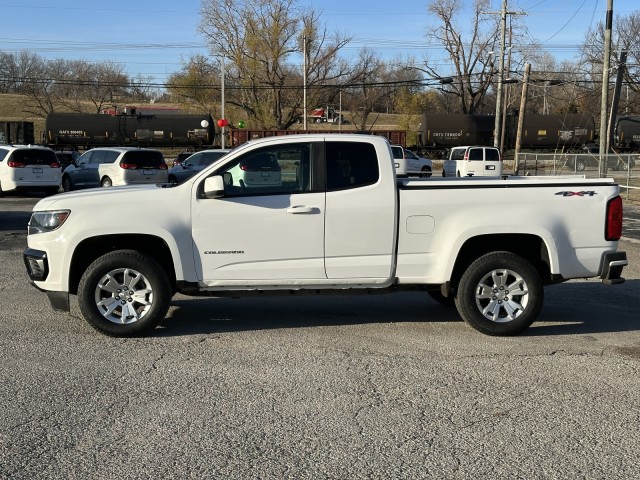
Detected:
left=326, top=141, right=379, bottom=191
left=216, top=143, right=312, bottom=196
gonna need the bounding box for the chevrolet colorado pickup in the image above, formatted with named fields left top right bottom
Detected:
left=23, top=134, right=628, bottom=337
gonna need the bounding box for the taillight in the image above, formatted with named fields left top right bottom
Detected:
left=158, top=164, right=167, bottom=170
left=8, top=161, right=26, bottom=168
left=50, top=161, right=61, bottom=168
left=463, top=153, right=469, bottom=161
left=120, top=162, right=137, bottom=170
left=605, top=196, right=623, bottom=241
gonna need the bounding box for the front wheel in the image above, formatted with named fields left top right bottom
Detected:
left=420, top=167, right=432, bottom=178
left=78, top=250, right=172, bottom=337
left=455, top=252, right=543, bottom=336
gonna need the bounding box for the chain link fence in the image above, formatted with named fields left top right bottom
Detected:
left=514, top=152, right=640, bottom=203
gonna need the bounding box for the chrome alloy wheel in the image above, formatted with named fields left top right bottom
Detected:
left=94, top=267, right=154, bottom=324
left=474, top=268, right=529, bottom=323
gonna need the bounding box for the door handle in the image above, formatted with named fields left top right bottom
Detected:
left=286, top=205, right=319, bottom=214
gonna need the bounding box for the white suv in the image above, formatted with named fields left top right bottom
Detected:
left=62, top=147, right=168, bottom=191
left=0, top=145, right=61, bottom=195
left=443, top=146, right=502, bottom=177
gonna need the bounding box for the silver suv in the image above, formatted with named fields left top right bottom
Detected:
left=0, top=145, right=61, bottom=195
left=62, top=147, right=168, bottom=191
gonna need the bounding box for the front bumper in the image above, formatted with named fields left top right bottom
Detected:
left=23, top=248, right=70, bottom=312
left=599, top=251, right=628, bottom=285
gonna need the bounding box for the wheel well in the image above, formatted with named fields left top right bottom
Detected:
left=69, top=234, right=176, bottom=295
left=449, top=234, right=551, bottom=291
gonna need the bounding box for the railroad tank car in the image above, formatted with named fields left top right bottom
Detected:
left=45, top=112, right=215, bottom=148
left=420, top=114, right=494, bottom=148
left=612, top=116, right=640, bottom=150
left=0, top=121, right=35, bottom=145
left=419, top=113, right=595, bottom=151
left=509, top=114, right=595, bottom=149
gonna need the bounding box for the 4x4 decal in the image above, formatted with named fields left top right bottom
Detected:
left=555, top=191, right=598, bottom=197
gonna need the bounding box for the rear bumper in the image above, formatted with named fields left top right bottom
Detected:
left=599, top=251, right=627, bottom=285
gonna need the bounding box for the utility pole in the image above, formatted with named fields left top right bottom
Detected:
left=221, top=57, right=225, bottom=149
left=599, top=0, right=613, bottom=176
left=493, top=0, right=507, bottom=150
left=488, top=0, right=524, bottom=154
left=303, top=34, right=307, bottom=131
left=607, top=49, right=627, bottom=154
left=514, top=62, right=531, bottom=173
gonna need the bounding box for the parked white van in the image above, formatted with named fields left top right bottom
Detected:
left=443, top=146, right=502, bottom=177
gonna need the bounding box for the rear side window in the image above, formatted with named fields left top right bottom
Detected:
left=8, top=149, right=56, bottom=165
left=326, top=141, right=379, bottom=190
left=485, top=148, right=501, bottom=161
left=0, top=149, right=8, bottom=162
left=121, top=150, right=166, bottom=168
left=391, top=146, right=403, bottom=159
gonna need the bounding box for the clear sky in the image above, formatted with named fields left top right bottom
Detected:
left=0, top=0, right=636, bottom=84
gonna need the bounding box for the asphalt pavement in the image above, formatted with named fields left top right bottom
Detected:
left=1, top=193, right=639, bottom=479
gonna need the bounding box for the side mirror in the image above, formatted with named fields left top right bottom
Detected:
left=203, top=175, right=226, bottom=199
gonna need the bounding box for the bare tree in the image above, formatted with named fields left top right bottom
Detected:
left=199, top=0, right=351, bottom=129
left=423, top=0, right=499, bottom=114
left=582, top=10, right=640, bottom=114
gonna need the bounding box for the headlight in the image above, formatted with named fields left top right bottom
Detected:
left=28, top=210, right=71, bottom=235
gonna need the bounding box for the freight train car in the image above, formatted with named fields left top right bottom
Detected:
left=231, top=129, right=406, bottom=147
left=45, top=112, right=215, bottom=149
left=0, top=121, right=35, bottom=145
left=612, top=116, right=640, bottom=151
left=419, top=113, right=595, bottom=152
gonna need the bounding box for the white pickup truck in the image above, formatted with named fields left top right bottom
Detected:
left=23, top=134, right=628, bottom=337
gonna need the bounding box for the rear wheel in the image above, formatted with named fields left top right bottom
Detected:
left=62, top=176, right=73, bottom=192
left=455, top=252, right=543, bottom=336
left=575, top=158, right=587, bottom=171
left=420, top=167, right=432, bottom=178
left=101, top=177, right=113, bottom=188
left=78, top=250, right=172, bottom=337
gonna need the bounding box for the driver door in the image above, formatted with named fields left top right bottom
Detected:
left=191, top=141, right=326, bottom=283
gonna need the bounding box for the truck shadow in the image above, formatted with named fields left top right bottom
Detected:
left=156, top=280, right=640, bottom=337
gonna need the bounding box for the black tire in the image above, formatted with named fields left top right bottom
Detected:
left=168, top=175, right=178, bottom=185
left=101, top=177, right=113, bottom=188
left=78, top=250, right=172, bottom=337
left=427, top=289, right=456, bottom=307
left=420, top=167, right=432, bottom=178
left=455, top=251, right=543, bottom=336
left=575, top=158, right=587, bottom=172
left=62, top=176, right=73, bottom=192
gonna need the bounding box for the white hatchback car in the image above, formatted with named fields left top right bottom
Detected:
left=225, top=151, right=282, bottom=187
left=61, top=147, right=168, bottom=191
left=0, top=145, right=61, bottom=195
left=391, top=145, right=432, bottom=177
